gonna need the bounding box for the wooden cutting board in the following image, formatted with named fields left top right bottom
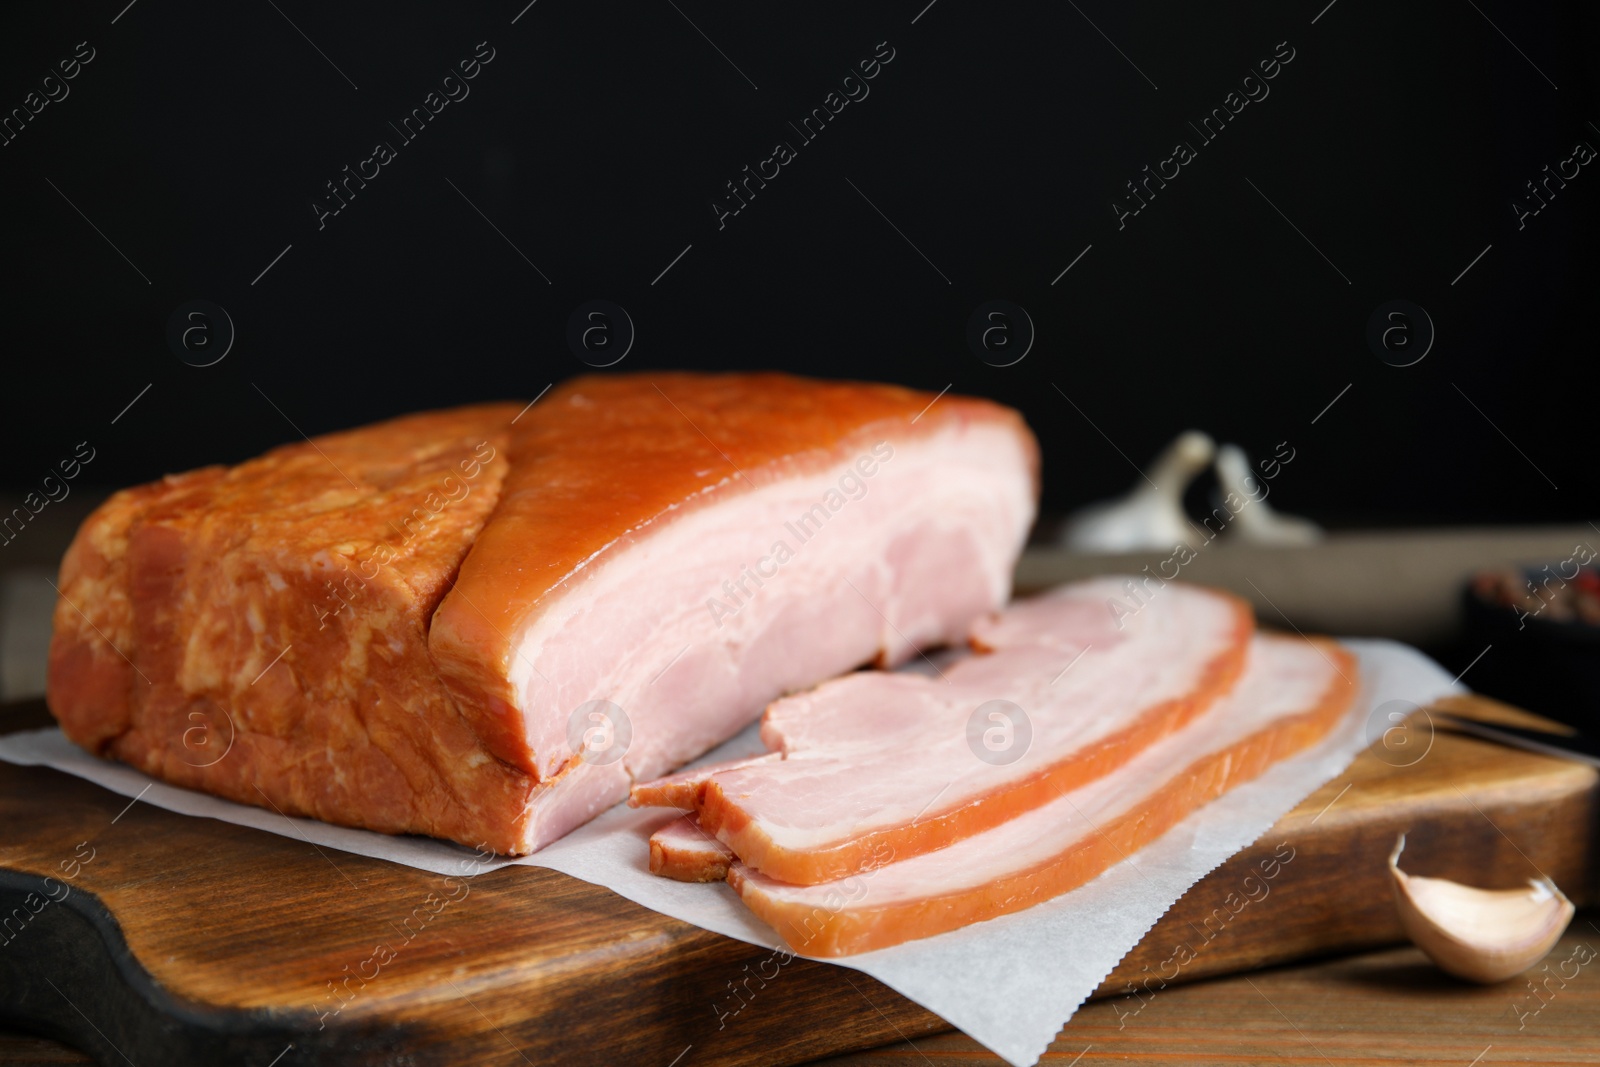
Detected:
left=0, top=694, right=1594, bottom=1067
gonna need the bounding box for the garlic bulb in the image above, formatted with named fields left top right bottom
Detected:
left=1389, top=834, right=1574, bottom=983
left=1061, top=431, right=1214, bottom=553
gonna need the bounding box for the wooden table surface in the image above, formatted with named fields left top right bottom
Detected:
left=821, top=917, right=1600, bottom=1066
left=6, top=914, right=1596, bottom=1066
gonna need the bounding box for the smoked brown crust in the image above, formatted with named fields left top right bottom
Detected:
left=46, top=403, right=541, bottom=853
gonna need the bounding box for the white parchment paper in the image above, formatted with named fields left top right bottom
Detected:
left=0, top=639, right=1460, bottom=1065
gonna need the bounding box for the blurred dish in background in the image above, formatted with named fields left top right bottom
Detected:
left=1463, top=563, right=1600, bottom=733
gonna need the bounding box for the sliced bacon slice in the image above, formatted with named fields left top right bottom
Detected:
left=628, top=753, right=778, bottom=810
left=649, top=813, right=735, bottom=882
left=675, top=578, right=1253, bottom=884
left=729, top=634, right=1357, bottom=956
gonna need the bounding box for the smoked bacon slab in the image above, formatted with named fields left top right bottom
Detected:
left=46, top=373, right=1037, bottom=854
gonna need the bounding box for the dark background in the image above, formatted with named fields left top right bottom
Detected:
left=1, top=0, right=1595, bottom=528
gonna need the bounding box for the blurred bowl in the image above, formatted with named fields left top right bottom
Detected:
left=1461, top=566, right=1600, bottom=732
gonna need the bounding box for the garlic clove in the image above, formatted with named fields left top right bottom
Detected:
left=1389, top=833, right=1574, bottom=983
